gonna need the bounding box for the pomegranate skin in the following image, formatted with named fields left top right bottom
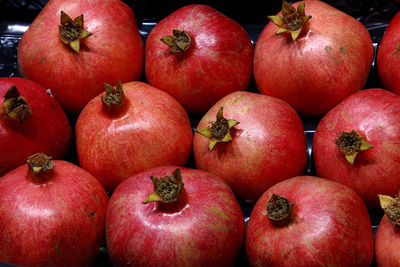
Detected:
left=145, top=4, right=254, bottom=114
left=194, top=91, right=307, bottom=203
left=375, top=214, right=400, bottom=267
left=0, top=77, right=71, bottom=176
left=377, top=11, right=400, bottom=95
left=0, top=160, right=109, bottom=267
left=246, top=176, right=374, bottom=267
left=313, top=89, right=400, bottom=209
left=106, top=166, right=245, bottom=267
left=76, top=81, right=193, bottom=193
left=254, top=0, right=373, bottom=117
left=17, top=0, right=144, bottom=114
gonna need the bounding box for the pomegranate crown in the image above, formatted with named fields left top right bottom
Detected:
left=268, top=0, right=312, bottom=41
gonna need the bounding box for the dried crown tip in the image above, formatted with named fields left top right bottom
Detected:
left=3, top=85, right=31, bottom=123
left=101, top=81, right=125, bottom=110
left=196, top=107, right=239, bottom=151
left=378, top=193, right=400, bottom=227
left=58, top=10, right=92, bottom=53
left=143, top=168, right=184, bottom=204
left=335, top=130, right=373, bottom=165
left=27, top=153, right=55, bottom=175
left=266, top=193, right=293, bottom=224
left=161, top=29, right=191, bottom=53
left=268, top=0, right=311, bottom=41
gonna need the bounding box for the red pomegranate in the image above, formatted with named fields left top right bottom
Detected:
left=18, top=0, right=144, bottom=114
left=377, top=11, right=400, bottom=95
left=313, top=88, right=400, bottom=209
left=76, top=81, right=193, bottom=193
left=0, top=153, right=109, bottom=266
left=0, top=77, right=71, bottom=176
left=145, top=4, right=254, bottom=114
left=193, top=91, right=307, bottom=203
left=246, top=176, right=374, bottom=267
left=106, top=166, right=245, bottom=267
left=253, top=0, right=373, bottom=117
left=375, top=193, right=400, bottom=267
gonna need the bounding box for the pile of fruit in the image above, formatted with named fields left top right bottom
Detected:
left=0, top=0, right=400, bottom=266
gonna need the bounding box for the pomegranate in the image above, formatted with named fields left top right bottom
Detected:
left=0, top=77, right=71, bottom=176
left=76, top=81, right=193, bottom=193
left=253, top=0, right=373, bottom=117
left=313, top=88, right=400, bottom=209
left=375, top=193, right=400, bottom=267
left=377, top=11, right=400, bottom=95
left=246, top=176, right=374, bottom=267
left=106, top=166, right=245, bottom=267
left=0, top=153, right=109, bottom=266
left=193, top=91, right=307, bottom=203
left=17, top=0, right=144, bottom=114
left=145, top=4, right=254, bottom=114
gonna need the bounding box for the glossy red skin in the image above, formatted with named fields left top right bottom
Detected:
left=0, top=77, right=71, bottom=176
left=254, top=0, right=373, bottom=117
left=106, top=166, right=245, bottom=267
left=246, top=176, right=374, bottom=267
left=18, top=0, right=144, bottom=114
left=377, top=11, right=400, bottom=95
left=0, top=160, right=109, bottom=266
left=193, top=91, right=307, bottom=203
left=313, top=89, right=400, bottom=209
left=145, top=4, right=254, bottom=114
left=76, top=81, right=193, bottom=193
left=375, top=214, right=400, bottom=267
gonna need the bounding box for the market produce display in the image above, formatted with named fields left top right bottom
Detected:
left=0, top=0, right=399, bottom=266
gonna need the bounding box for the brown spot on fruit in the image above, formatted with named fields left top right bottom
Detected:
left=393, top=41, right=400, bottom=57
left=85, top=205, right=97, bottom=221
left=325, top=46, right=339, bottom=63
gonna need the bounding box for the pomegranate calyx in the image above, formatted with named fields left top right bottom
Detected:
left=196, top=107, right=239, bottom=151
left=3, top=85, right=31, bottom=123
left=378, top=193, right=400, bottom=227
left=335, top=130, right=373, bottom=165
left=58, top=11, right=92, bottom=54
left=143, top=168, right=184, bottom=204
left=160, top=29, right=191, bottom=53
left=27, top=153, right=55, bottom=175
left=268, top=1, right=311, bottom=42
left=266, top=193, right=293, bottom=226
left=101, top=81, right=125, bottom=111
